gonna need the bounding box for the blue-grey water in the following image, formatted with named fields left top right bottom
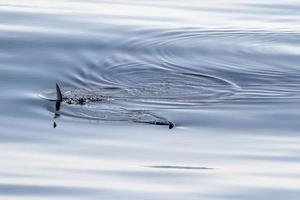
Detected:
left=1, top=0, right=300, bottom=199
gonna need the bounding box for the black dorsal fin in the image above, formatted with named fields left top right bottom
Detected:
left=56, top=83, right=62, bottom=101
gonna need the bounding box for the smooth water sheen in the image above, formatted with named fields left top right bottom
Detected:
left=1, top=0, right=300, bottom=199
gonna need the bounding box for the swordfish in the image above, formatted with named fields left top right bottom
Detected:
left=51, top=83, right=175, bottom=129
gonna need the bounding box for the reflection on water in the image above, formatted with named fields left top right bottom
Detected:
left=1, top=0, right=300, bottom=199
left=147, top=165, right=213, bottom=170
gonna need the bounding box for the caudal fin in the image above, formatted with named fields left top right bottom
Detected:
left=56, top=83, right=63, bottom=101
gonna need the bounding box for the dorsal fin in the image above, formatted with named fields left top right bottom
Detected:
left=56, top=83, right=62, bottom=101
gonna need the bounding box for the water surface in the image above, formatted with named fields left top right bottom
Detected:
left=1, top=0, right=300, bottom=199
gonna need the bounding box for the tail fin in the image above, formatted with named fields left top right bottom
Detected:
left=168, top=121, right=175, bottom=129
left=56, top=83, right=62, bottom=101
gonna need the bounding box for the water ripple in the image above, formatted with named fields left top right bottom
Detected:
left=40, top=27, right=300, bottom=126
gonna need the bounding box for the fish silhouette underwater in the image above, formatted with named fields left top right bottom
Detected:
left=43, top=84, right=175, bottom=129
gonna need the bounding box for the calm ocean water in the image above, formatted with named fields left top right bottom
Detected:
left=1, top=0, right=300, bottom=199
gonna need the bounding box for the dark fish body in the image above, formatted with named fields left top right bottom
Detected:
left=46, top=84, right=176, bottom=129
